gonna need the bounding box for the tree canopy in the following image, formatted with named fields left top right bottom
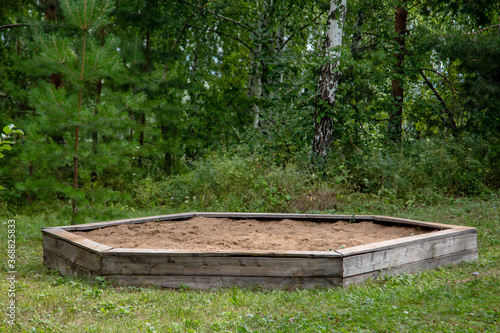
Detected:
left=1, top=0, right=499, bottom=212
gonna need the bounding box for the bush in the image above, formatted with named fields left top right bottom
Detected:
left=340, top=134, right=496, bottom=200
left=133, top=151, right=312, bottom=212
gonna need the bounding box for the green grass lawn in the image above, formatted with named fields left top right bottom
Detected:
left=1, top=196, right=499, bottom=332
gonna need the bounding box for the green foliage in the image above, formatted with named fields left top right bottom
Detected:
left=331, top=134, right=497, bottom=201
left=0, top=124, right=23, bottom=191
left=14, top=0, right=143, bottom=213
left=133, top=151, right=310, bottom=212
left=433, top=31, right=500, bottom=136
left=0, top=124, right=23, bottom=158
left=0, top=0, right=499, bottom=210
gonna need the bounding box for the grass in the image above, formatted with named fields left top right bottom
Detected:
left=1, top=194, right=499, bottom=332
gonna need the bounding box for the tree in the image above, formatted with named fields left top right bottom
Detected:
left=387, top=1, right=408, bottom=143
left=30, top=0, right=140, bottom=218
left=313, top=0, right=347, bottom=160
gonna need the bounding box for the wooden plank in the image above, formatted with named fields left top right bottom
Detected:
left=194, top=212, right=374, bottom=222
left=44, top=249, right=99, bottom=279
left=373, top=215, right=467, bottom=230
left=337, top=228, right=476, bottom=257
left=101, top=255, right=342, bottom=277
left=103, top=274, right=342, bottom=290
left=42, top=228, right=112, bottom=253
left=105, top=248, right=341, bottom=258
left=53, top=212, right=196, bottom=231
left=341, top=230, right=477, bottom=277
left=342, top=249, right=479, bottom=286
left=43, top=233, right=102, bottom=272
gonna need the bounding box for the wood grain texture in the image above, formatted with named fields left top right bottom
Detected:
left=101, top=255, right=343, bottom=277
left=43, top=234, right=102, bottom=272
left=194, top=212, right=375, bottom=222
left=44, top=249, right=99, bottom=279
left=341, top=230, right=477, bottom=277
left=42, top=228, right=112, bottom=253
left=342, top=249, right=479, bottom=286
left=105, top=248, right=342, bottom=257
left=336, top=228, right=476, bottom=257
left=52, top=212, right=196, bottom=231
left=103, top=274, right=342, bottom=290
left=373, top=215, right=469, bottom=230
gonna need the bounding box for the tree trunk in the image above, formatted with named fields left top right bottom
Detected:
left=313, top=0, right=347, bottom=159
left=350, top=11, right=365, bottom=57
left=137, top=0, right=152, bottom=168
left=92, top=29, right=105, bottom=163
left=72, top=27, right=89, bottom=220
left=247, top=60, right=262, bottom=129
left=247, top=8, right=266, bottom=129
left=388, top=3, right=408, bottom=143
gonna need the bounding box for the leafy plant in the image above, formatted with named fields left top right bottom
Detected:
left=0, top=124, right=23, bottom=190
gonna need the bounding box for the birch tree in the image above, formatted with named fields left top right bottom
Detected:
left=313, top=0, right=347, bottom=159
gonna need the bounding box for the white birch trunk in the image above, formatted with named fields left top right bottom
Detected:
left=313, top=0, right=347, bottom=159
left=322, top=0, right=346, bottom=103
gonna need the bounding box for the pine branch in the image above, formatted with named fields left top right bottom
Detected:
left=0, top=23, right=30, bottom=30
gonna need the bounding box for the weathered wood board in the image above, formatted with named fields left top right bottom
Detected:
left=342, top=249, right=479, bottom=286
left=338, top=228, right=477, bottom=277
left=101, top=253, right=342, bottom=277
left=41, top=213, right=479, bottom=290
left=102, top=275, right=342, bottom=290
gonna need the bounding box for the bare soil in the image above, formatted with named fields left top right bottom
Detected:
left=73, top=216, right=432, bottom=252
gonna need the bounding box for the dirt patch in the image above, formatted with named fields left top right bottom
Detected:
left=73, top=217, right=432, bottom=252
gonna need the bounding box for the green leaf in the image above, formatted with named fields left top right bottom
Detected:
left=0, top=144, right=12, bottom=153
left=3, top=125, right=13, bottom=135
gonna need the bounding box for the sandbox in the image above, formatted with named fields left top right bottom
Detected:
left=42, top=213, right=478, bottom=290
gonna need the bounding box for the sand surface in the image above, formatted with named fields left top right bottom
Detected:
left=73, top=216, right=431, bottom=252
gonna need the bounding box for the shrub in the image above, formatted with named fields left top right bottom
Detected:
left=133, top=151, right=313, bottom=212
left=341, top=134, right=495, bottom=200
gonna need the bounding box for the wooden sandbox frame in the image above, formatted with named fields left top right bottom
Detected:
left=42, top=213, right=478, bottom=290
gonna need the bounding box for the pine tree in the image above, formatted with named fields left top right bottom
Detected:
left=29, top=0, right=141, bottom=220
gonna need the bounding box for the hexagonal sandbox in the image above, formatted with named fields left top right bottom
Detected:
left=42, top=213, right=478, bottom=290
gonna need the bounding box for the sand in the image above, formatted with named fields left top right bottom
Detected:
left=72, top=216, right=431, bottom=252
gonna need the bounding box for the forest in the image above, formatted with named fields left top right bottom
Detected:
left=1, top=1, right=500, bottom=332
left=1, top=0, right=499, bottom=217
